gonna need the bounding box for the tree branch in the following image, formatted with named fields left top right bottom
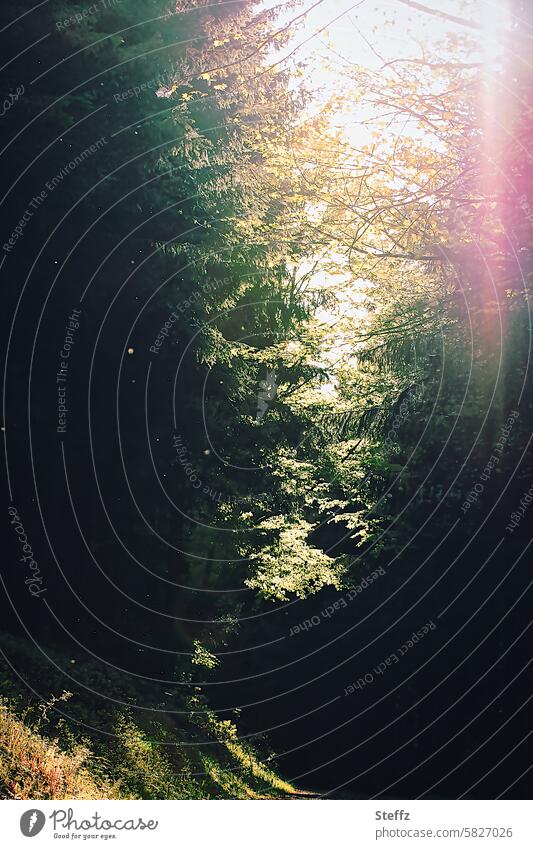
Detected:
left=397, top=0, right=481, bottom=31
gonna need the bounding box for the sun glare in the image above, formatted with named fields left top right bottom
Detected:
left=481, top=0, right=509, bottom=65
left=263, top=0, right=511, bottom=386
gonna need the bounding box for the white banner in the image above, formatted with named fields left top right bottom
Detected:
left=1, top=800, right=532, bottom=848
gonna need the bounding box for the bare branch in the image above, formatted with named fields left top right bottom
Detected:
left=396, top=0, right=481, bottom=31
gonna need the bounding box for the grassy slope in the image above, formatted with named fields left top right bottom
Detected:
left=0, top=635, right=301, bottom=800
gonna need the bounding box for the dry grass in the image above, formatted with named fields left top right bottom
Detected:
left=0, top=693, right=301, bottom=800
left=0, top=701, right=116, bottom=800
